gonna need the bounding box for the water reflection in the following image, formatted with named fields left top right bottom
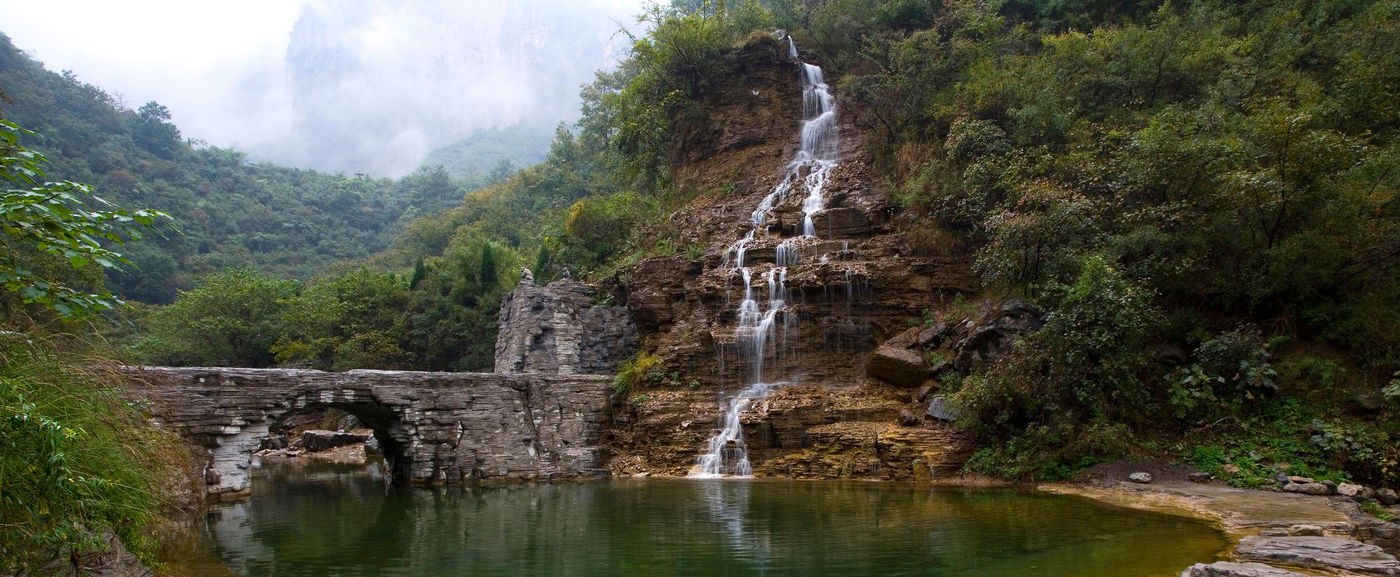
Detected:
left=195, top=460, right=1227, bottom=577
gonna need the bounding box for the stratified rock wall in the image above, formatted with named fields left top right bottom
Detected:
left=611, top=37, right=976, bottom=477
left=494, top=278, right=636, bottom=374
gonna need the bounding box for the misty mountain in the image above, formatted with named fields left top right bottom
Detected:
left=419, top=122, right=557, bottom=181
left=0, top=32, right=488, bottom=303
left=258, top=0, right=635, bottom=176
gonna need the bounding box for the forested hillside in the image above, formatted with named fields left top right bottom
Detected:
left=7, top=0, right=1397, bottom=487
left=0, top=33, right=503, bottom=303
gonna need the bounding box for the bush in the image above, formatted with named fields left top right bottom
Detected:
left=132, top=268, right=298, bottom=367
left=1168, top=327, right=1277, bottom=422
left=1177, top=398, right=1362, bottom=488
left=952, top=255, right=1157, bottom=478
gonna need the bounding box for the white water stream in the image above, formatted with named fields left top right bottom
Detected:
left=693, top=36, right=839, bottom=477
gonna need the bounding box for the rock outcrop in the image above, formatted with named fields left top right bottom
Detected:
left=948, top=300, right=1045, bottom=371
left=495, top=277, right=636, bottom=375
left=1179, top=562, right=1311, bottom=577
left=1234, top=536, right=1400, bottom=575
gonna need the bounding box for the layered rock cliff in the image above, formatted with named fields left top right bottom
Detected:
left=610, top=37, right=978, bottom=478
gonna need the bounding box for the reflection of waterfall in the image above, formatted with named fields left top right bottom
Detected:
left=694, top=35, right=839, bottom=477
left=698, top=480, right=773, bottom=569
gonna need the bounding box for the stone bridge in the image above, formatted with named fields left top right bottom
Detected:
left=129, top=367, right=614, bottom=498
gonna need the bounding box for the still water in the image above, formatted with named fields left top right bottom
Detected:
left=191, top=459, right=1226, bottom=577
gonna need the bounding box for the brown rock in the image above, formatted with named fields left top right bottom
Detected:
left=1282, top=482, right=1333, bottom=495
left=867, top=346, right=929, bottom=387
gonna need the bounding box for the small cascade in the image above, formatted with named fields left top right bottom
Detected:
left=693, top=34, right=840, bottom=477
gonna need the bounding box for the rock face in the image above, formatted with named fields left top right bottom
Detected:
left=494, top=277, right=636, bottom=374
left=949, top=300, right=1045, bottom=371
left=1235, top=536, right=1400, bottom=575
left=1178, top=562, right=1311, bottom=577
left=125, top=366, right=613, bottom=498
left=609, top=382, right=972, bottom=479
left=610, top=37, right=977, bottom=477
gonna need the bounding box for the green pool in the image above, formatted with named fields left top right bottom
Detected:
left=186, top=460, right=1227, bottom=576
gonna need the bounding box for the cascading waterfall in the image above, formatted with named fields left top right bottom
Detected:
left=693, top=35, right=839, bottom=478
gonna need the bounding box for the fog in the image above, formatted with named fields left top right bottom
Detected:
left=0, top=0, right=645, bottom=176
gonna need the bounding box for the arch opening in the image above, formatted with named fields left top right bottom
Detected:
left=257, top=401, right=412, bottom=486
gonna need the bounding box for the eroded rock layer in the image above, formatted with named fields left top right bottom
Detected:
left=612, top=37, right=976, bottom=477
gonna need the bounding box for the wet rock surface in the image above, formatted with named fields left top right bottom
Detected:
left=609, top=382, right=972, bottom=479
left=1235, top=536, right=1400, bottom=575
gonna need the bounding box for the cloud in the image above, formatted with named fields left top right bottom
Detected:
left=0, top=0, right=644, bottom=176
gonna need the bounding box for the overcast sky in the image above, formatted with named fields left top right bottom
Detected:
left=0, top=0, right=647, bottom=176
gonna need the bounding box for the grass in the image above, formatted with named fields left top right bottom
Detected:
left=0, top=331, right=194, bottom=574
left=1177, top=398, right=1354, bottom=488
left=1362, top=501, right=1396, bottom=522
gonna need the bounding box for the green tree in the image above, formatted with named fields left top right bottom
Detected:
left=128, top=101, right=181, bottom=158
left=133, top=268, right=298, bottom=366
left=271, top=267, right=410, bottom=370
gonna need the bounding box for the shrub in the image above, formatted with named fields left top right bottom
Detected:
left=1168, top=327, right=1277, bottom=422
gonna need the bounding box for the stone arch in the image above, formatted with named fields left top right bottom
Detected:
left=128, top=367, right=614, bottom=499
left=270, top=394, right=415, bottom=483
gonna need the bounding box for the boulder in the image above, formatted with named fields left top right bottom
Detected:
left=259, top=434, right=288, bottom=451
left=913, top=382, right=938, bottom=404
left=1288, top=476, right=1315, bottom=484
left=898, top=410, right=921, bottom=427
left=1188, top=472, right=1214, bottom=483
left=1282, top=482, right=1333, bottom=496
left=925, top=396, right=958, bottom=422
left=1178, top=562, right=1312, bottom=577
left=884, top=326, right=925, bottom=349
left=950, top=300, right=1045, bottom=371
left=916, top=323, right=948, bottom=348
left=1338, top=483, right=1366, bottom=498
left=809, top=206, right=873, bottom=238
left=1235, top=536, right=1400, bottom=575
left=299, top=430, right=373, bottom=453
left=866, top=346, right=929, bottom=387
left=1129, top=472, right=1153, bottom=484
left=1287, top=525, right=1324, bottom=537
left=1380, top=488, right=1399, bottom=506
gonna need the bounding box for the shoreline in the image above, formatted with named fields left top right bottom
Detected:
left=1034, top=477, right=1397, bottom=576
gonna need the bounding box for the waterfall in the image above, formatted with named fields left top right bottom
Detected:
left=693, top=35, right=839, bottom=478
